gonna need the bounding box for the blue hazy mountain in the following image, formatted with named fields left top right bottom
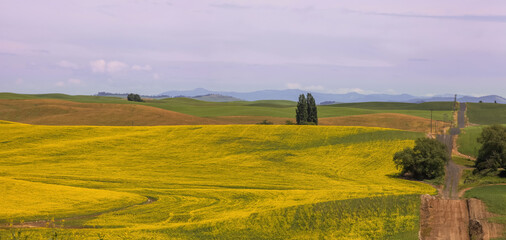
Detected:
left=160, top=89, right=506, bottom=104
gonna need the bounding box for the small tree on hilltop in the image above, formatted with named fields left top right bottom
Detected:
left=474, top=125, right=506, bottom=174
left=307, top=93, right=318, bottom=125
left=127, top=93, right=144, bottom=102
left=296, top=94, right=308, bottom=125
left=393, top=137, right=449, bottom=180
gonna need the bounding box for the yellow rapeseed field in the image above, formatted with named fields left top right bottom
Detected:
left=0, top=121, right=435, bottom=239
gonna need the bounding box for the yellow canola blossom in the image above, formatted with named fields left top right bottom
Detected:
left=0, top=123, right=435, bottom=239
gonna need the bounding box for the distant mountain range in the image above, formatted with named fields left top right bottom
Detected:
left=159, top=88, right=506, bottom=104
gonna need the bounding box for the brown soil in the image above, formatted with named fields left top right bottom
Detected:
left=319, top=113, right=449, bottom=132
left=212, top=115, right=294, bottom=124
left=420, top=195, right=469, bottom=240
left=468, top=198, right=505, bottom=240
left=0, top=99, right=225, bottom=126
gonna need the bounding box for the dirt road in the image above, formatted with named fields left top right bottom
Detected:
left=420, top=102, right=504, bottom=240
left=419, top=195, right=469, bottom=240
left=420, top=102, right=468, bottom=240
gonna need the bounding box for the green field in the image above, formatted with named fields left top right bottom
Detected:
left=0, top=122, right=434, bottom=239
left=457, top=126, right=483, bottom=158
left=0, top=93, right=453, bottom=120
left=467, top=103, right=506, bottom=125
left=457, top=124, right=506, bottom=158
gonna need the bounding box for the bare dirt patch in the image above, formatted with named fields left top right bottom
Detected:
left=212, top=115, right=294, bottom=124
left=468, top=198, right=505, bottom=240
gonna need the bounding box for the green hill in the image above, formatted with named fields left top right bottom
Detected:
left=467, top=102, right=506, bottom=125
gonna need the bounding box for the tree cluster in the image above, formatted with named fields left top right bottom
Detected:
left=474, top=125, right=506, bottom=174
left=393, top=138, right=449, bottom=180
left=295, top=93, right=318, bottom=125
left=127, top=93, right=144, bottom=102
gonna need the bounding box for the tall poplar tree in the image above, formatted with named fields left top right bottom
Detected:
left=307, top=93, right=318, bottom=125
left=296, top=94, right=308, bottom=125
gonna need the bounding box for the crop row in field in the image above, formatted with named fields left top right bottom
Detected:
left=0, top=122, right=434, bottom=239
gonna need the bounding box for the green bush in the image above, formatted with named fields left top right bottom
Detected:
left=393, top=138, right=449, bottom=180
left=474, top=125, right=506, bottom=174
left=127, top=93, right=143, bottom=102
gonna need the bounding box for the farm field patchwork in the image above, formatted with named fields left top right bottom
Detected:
left=0, top=93, right=453, bottom=120
left=0, top=122, right=434, bottom=239
left=0, top=98, right=446, bottom=132
left=0, top=94, right=453, bottom=132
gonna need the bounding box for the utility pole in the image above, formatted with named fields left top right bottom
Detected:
left=454, top=94, right=457, bottom=110
left=430, top=109, right=433, bottom=134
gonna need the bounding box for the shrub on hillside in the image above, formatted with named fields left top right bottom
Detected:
left=127, top=93, right=144, bottom=102
left=474, top=125, right=506, bottom=174
left=393, top=138, right=449, bottom=180
left=257, top=120, right=273, bottom=125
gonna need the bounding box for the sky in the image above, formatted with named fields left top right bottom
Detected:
left=1, top=0, right=506, bottom=96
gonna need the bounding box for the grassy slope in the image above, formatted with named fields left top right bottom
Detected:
left=457, top=124, right=506, bottom=158
left=457, top=126, right=483, bottom=158
left=0, top=123, right=433, bottom=239
left=467, top=102, right=506, bottom=125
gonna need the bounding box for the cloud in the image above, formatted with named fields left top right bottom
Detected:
left=90, top=59, right=106, bottom=73
left=153, top=73, right=160, bottom=79
left=15, top=78, right=24, bottom=85
left=90, top=59, right=128, bottom=73
left=55, top=78, right=82, bottom=87
left=132, top=64, right=152, bottom=71
left=58, top=60, right=79, bottom=69
left=107, top=61, right=128, bottom=73
left=286, top=83, right=302, bottom=89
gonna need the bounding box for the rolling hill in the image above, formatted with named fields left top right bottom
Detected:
left=0, top=123, right=434, bottom=239
left=0, top=99, right=224, bottom=126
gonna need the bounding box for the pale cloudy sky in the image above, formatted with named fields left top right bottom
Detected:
left=1, top=0, right=506, bottom=96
